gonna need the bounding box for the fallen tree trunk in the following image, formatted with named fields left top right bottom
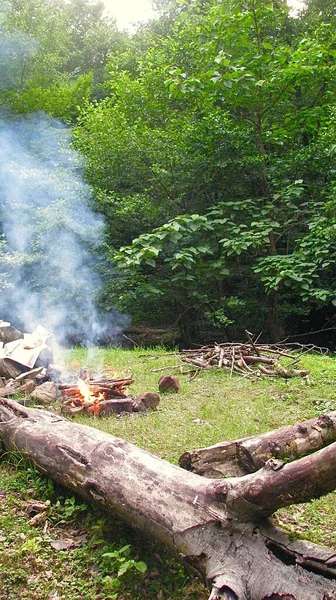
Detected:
left=0, top=398, right=335, bottom=600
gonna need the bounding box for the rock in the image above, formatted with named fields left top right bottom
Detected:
left=19, top=380, right=36, bottom=395
left=0, top=358, right=26, bottom=379
left=96, top=398, right=134, bottom=416
left=133, top=392, right=161, bottom=411
left=31, top=382, right=62, bottom=405
left=0, top=323, right=23, bottom=345
left=158, top=375, right=180, bottom=393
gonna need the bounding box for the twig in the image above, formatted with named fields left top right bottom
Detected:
left=122, top=333, right=140, bottom=348
left=245, top=330, right=260, bottom=356
left=150, top=365, right=181, bottom=373
left=230, top=348, right=235, bottom=378
left=218, top=348, right=225, bottom=369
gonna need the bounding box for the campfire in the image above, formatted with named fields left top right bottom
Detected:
left=0, top=320, right=161, bottom=416
left=59, top=376, right=137, bottom=416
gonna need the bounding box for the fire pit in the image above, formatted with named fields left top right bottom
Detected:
left=60, top=376, right=137, bottom=416
left=0, top=320, right=161, bottom=416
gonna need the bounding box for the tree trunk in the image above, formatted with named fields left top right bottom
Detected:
left=0, top=399, right=335, bottom=600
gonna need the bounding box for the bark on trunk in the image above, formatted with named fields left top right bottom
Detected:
left=0, top=399, right=335, bottom=600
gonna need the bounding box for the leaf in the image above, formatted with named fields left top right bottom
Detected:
left=211, top=73, right=222, bottom=83
left=50, top=535, right=87, bottom=551
left=118, top=561, right=132, bottom=577
left=135, top=561, right=147, bottom=573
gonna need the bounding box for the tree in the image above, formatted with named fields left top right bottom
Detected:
left=85, top=0, right=336, bottom=341
left=0, top=0, right=127, bottom=119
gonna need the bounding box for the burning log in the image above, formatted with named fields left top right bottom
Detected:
left=62, top=397, right=135, bottom=417
left=58, top=376, right=134, bottom=398
left=59, top=376, right=159, bottom=416
left=0, top=399, right=335, bottom=600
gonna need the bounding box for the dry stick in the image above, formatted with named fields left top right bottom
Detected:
left=122, top=333, right=140, bottom=348
left=257, top=347, right=294, bottom=358
left=243, top=355, right=274, bottom=365
left=240, top=355, right=254, bottom=373
left=245, top=330, right=260, bottom=356
left=218, top=347, right=225, bottom=369
left=280, top=342, right=329, bottom=354
left=150, top=365, right=182, bottom=373
left=188, top=369, right=201, bottom=381
left=182, top=357, right=214, bottom=369
left=230, top=348, right=235, bottom=379
left=180, top=346, right=210, bottom=354
left=284, top=345, right=315, bottom=368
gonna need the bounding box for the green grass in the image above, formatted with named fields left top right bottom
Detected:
left=0, top=347, right=335, bottom=599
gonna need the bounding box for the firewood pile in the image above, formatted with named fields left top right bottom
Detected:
left=175, top=334, right=327, bottom=380
left=179, top=344, right=310, bottom=379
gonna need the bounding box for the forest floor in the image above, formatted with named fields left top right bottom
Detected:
left=0, top=347, right=335, bottom=600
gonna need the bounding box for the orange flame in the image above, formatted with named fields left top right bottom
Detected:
left=77, top=378, right=95, bottom=404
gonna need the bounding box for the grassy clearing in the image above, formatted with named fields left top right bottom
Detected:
left=0, top=347, right=335, bottom=599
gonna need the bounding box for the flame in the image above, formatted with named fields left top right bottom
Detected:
left=77, top=378, right=95, bottom=404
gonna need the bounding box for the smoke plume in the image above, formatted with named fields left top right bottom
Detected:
left=0, top=12, right=125, bottom=344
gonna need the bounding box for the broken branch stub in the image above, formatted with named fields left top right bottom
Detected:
left=0, top=399, right=335, bottom=600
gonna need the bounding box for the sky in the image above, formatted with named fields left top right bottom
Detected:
left=102, top=0, right=156, bottom=29
left=103, top=1, right=305, bottom=30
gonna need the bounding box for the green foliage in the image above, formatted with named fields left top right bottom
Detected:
left=2, top=73, right=93, bottom=120
left=0, top=0, right=127, bottom=117
left=101, top=544, right=147, bottom=594
left=88, top=0, right=336, bottom=338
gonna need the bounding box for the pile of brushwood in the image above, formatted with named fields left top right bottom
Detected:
left=175, top=333, right=329, bottom=380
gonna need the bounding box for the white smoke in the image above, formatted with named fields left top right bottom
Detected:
left=0, top=14, right=126, bottom=344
